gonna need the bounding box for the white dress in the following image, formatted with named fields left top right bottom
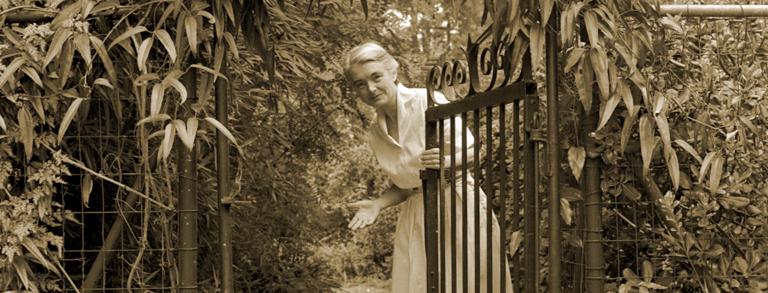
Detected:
left=369, top=84, right=513, bottom=293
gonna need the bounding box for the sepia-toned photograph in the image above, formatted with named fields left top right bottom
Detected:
left=1, top=0, right=767, bottom=292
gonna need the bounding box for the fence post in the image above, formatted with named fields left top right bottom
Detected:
left=215, top=44, right=235, bottom=293
left=581, top=48, right=605, bottom=293
left=545, top=5, right=562, bottom=293
left=178, top=69, right=199, bottom=292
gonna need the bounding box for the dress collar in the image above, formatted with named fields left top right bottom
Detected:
left=374, top=83, right=414, bottom=148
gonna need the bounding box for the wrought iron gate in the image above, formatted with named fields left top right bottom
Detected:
left=421, top=30, right=550, bottom=293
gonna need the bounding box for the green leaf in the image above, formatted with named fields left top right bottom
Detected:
left=576, top=54, right=594, bottom=112
left=590, top=47, right=610, bottom=100
left=82, top=174, right=93, bottom=207
left=58, top=98, right=84, bottom=144
left=699, top=152, right=716, bottom=184
left=654, top=95, right=666, bottom=115
left=21, top=238, right=58, bottom=273
left=31, top=97, right=45, bottom=122
left=44, top=29, right=73, bottom=68
left=619, top=107, right=638, bottom=153
left=204, top=117, right=238, bottom=147
left=660, top=17, right=684, bottom=34
left=150, top=83, right=165, bottom=116
left=94, top=78, right=113, bottom=89
left=642, top=260, right=654, bottom=282
left=186, top=117, right=198, bottom=144
left=568, top=146, right=586, bottom=180
left=0, top=57, right=25, bottom=89
left=190, top=63, right=228, bottom=80
left=74, top=33, right=92, bottom=66
left=90, top=36, right=117, bottom=86
left=618, top=80, right=633, bottom=113
left=136, top=114, right=171, bottom=126
left=597, top=92, right=621, bottom=131
left=59, top=41, right=75, bottom=88
left=564, top=48, right=585, bottom=73
left=20, top=67, right=43, bottom=87
left=708, top=154, right=724, bottom=193
left=224, top=31, right=239, bottom=60
left=159, top=123, right=176, bottom=161
left=666, top=149, right=680, bottom=191
left=540, top=0, right=554, bottom=27
left=560, top=198, right=573, bottom=225
left=155, top=29, right=177, bottom=63
left=12, top=256, right=38, bottom=292
left=674, top=139, right=702, bottom=163
left=164, top=76, right=187, bottom=104
left=173, top=119, right=194, bottom=151
left=639, top=114, right=654, bottom=177
left=584, top=10, right=600, bottom=48
left=185, top=14, right=198, bottom=56
left=734, top=256, right=749, bottom=275
left=108, top=26, right=147, bottom=50
left=137, top=37, right=154, bottom=73
left=18, top=108, right=35, bottom=160
left=655, top=114, right=672, bottom=153
left=0, top=113, right=5, bottom=132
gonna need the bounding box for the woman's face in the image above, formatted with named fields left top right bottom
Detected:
left=348, top=60, right=398, bottom=109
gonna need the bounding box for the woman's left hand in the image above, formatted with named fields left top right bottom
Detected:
left=419, top=148, right=443, bottom=169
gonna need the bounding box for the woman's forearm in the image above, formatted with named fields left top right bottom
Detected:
left=374, top=185, right=412, bottom=210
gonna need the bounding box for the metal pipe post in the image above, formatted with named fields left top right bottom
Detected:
left=582, top=71, right=604, bottom=293
left=659, top=4, right=768, bottom=17
left=216, top=47, right=234, bottom=293
left=545, top=6, right=562, bottom=293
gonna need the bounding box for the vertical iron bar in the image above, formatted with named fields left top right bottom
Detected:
left=485, top=106, right=494, bottom=292
left=523, top=52, right=539, bottom=293
left=546, top=6, right=562, bottom=293
left=512, top=100, right=521, bottom=293
left=450, top=116, right=457, bottom=293
left=439, top=120, right=446, bottom=293
left=498, top=104, right=507, bottom=293
left=423, top=115, right=440, bottom=293
left=215, top=46, right=234, bottom=293
left=461, top=112, right=468, bottom=293
left=473, top=109, right=481, bottom=293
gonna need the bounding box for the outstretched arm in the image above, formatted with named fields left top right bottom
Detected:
left=348, top=185, right=413, bottom=230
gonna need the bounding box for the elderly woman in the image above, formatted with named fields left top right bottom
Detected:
left=344, top=42, right=512, bottom=293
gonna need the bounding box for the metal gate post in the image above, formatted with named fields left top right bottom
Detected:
left=522, top=50, right=540, bottom=293
left=422, top=90, right=440, bottom=293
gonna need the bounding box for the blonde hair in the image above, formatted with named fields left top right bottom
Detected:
left=342, top=42, right=399, bottom=80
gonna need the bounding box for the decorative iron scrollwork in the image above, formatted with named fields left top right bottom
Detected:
left=427, top=30, right=530, bottom=106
